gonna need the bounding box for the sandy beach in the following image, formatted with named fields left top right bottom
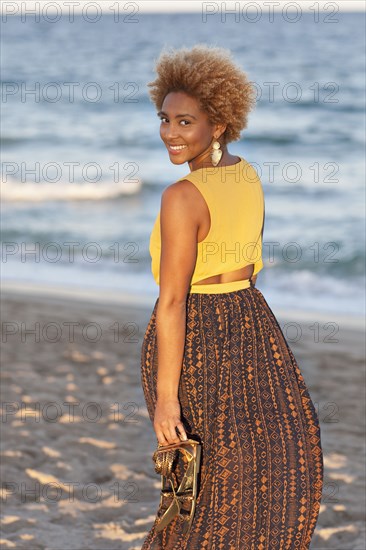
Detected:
left=1, top=282, right=365, bottom=549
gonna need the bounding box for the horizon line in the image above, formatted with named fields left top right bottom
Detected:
left=2, top=1, right=366, bottom=15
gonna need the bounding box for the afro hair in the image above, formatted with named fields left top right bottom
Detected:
left=147, top=43, right=257, bottom=144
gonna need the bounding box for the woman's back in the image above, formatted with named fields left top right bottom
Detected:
left=149, top=156, right=265, bottom=293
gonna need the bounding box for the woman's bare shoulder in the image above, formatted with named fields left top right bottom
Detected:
left=161, top=179, right=207, bottom=218
left=163, top=178, right=200, bottom=200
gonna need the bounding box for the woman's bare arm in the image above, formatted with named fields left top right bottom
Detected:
left=152, top=182, right=199, bottom=444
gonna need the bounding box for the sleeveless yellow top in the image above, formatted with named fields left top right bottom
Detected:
left=149, top=156, right=265, bottom=294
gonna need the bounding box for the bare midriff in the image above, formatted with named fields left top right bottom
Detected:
left=194, top=263, right=256, bottom=287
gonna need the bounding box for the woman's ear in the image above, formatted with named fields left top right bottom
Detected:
left=215, top=122, right=227, bottom=140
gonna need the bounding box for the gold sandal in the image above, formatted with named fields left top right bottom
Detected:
left=152, top=438, right=201, bottom=534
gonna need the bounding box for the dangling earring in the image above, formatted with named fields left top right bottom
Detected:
left=211, top=139, right=222, bottom=167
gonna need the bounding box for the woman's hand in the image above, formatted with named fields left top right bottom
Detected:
left=154, top=397, right=188, bottom=445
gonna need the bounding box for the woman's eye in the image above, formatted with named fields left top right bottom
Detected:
left=159, top=117, right=190, bottom=126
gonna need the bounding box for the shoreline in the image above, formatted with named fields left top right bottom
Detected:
left=2, top=279, right=364, bottom=331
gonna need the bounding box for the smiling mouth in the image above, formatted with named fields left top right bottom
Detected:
left=168, top=144, right=187, bottom=151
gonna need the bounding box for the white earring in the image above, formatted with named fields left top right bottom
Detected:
left=211, top=140, right=222, bottom=167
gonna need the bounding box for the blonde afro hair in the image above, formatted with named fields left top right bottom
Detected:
left=147, top=43, right=257, bottom=144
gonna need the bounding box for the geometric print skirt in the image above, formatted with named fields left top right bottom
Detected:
left=140, top=286, right=324, bottom=549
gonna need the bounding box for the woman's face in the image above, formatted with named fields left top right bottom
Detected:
left=158, top=91, right=222, bottom=168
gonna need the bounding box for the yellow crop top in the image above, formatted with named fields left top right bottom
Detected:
left=149, top=156, right=265, bottom=294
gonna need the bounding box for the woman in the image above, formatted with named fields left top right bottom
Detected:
left=141, top=44, right=323, bottom=549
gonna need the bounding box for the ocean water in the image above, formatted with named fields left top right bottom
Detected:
left=1, top=12, right=365, bottom=318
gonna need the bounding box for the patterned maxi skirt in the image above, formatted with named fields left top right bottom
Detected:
left=140, top=286, right=324, bottom=549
